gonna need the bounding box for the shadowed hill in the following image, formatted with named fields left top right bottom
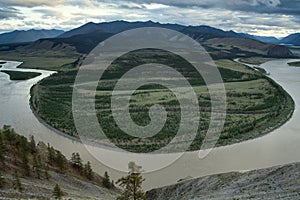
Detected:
left=281, top=33, right=300, bottom=46
left=0, top=29, right=64, bottom=44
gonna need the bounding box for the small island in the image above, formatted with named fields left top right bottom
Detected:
left=0, top=70, right=41, bottom=80
left=288, top=61, right=300, bottom=67
left=0, top=61, right=6, bottom=68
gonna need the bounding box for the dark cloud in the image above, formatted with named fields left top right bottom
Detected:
left=0, top=0, right=66, bottom=7
left=117, top=4, right=146, bottom=10
left=114, top=0, right=300, bottom=16
left=0, top=0, right=298, bottom=37
left=0, top=5, right=20, bottom=19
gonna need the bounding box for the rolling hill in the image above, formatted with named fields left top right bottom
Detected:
left=0, top=29, right=64, bottom=44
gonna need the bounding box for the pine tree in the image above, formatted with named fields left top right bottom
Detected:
left=44, top=166, right=50, bottom=180
left=21, top=152, right=30, bottom=176
left=55, top=151, right=65, bottom=172
left=12, top=170, right=23, bottom=192
left=41, top=159, right=51, bottom=180
left=116, top=162, right=146, bottom=200
left=47, top=143, right=55, bottom=164
left=52, top=184, right=64, bottom=199
left=84, top=161, right=93, bottom=180
left=18, top=136, right=29, bottom=154
left=33, top=154, right=41, bottom=179
left=29, top=135, right=37, bottom=154
left=0, top=172, right=5, bottom=188
left=103, top=171, right=111, bottom=188
left=71, top=152, right=83, bottom=170
left=0, top=134, right=5, bottom=166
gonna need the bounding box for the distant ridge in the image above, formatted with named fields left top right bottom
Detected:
left=0, top=21, right=296, bottom=58
left=59, top=20, right=299, bottom=46
left=281, top=33, right=300, bottom=46
left=1, top=21, right=299, bottom=47
left=0, top=29, right=64, bottom=44
left=237, top=33, right=280, bottom=44
left=59, top=20, right=185, bottom=38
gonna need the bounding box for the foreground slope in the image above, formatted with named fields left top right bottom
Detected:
left=147, top=162, right=300, bottom=200
left=0, top=127, right=118, bottom=199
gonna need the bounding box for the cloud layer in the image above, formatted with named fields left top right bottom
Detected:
left=0, top=0, right=299, bottom=37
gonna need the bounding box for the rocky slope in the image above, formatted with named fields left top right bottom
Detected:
left=0, top=170, right=117, bottom=199
left=147, top=162, right=300, bottom=200
left=0, top=127, right=118, bottom=199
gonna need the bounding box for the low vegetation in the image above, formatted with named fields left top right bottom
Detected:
left=253, top=66, right=268, bottom=75
left=30, top=49, right=294, bottom=153
left=0, top=51, right=79, bottom=71
left=239, top=57, right=274, bottom=65
left=1, top=70, right=41, bottom=80
left=0, top=61, right=6, bottom=68
left=288, top=61, right=300, bottom=67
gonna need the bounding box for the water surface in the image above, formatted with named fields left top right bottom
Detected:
left=0, top=59, right=300, bottom=190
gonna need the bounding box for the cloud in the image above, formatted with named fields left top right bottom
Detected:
left=33, top=8, right=65, bottom=19
left=112, top=0, right=299, bottom=16
left=0, top=0, right=66, bottom=7
left=0, top=5, right=20, bottom=19
left=0, top=0, right=298, bottom=38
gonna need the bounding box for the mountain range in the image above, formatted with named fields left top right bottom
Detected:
left=57, top=20, right=299, bottom=46
left=0, top=21, right=298, bottom=46
left=0, top=20, right=298, bottom=59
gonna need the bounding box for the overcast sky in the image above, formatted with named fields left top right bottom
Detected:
left=0, top=0, right=299, bottom=38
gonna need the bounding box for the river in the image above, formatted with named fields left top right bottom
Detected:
left=0, top=59, right=300, bottom=190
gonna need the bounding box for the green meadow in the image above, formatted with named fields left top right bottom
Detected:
left=29, top=50, right=294, bottom=152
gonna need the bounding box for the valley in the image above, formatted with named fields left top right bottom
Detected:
left=0, top=21, right=295, bottom=153
left=0, top=20, right=300, bottom=196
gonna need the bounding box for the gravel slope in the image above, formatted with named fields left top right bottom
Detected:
left=147, top=162, right=300, bottom=200
left=0, top=170, right=118, bottom=200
